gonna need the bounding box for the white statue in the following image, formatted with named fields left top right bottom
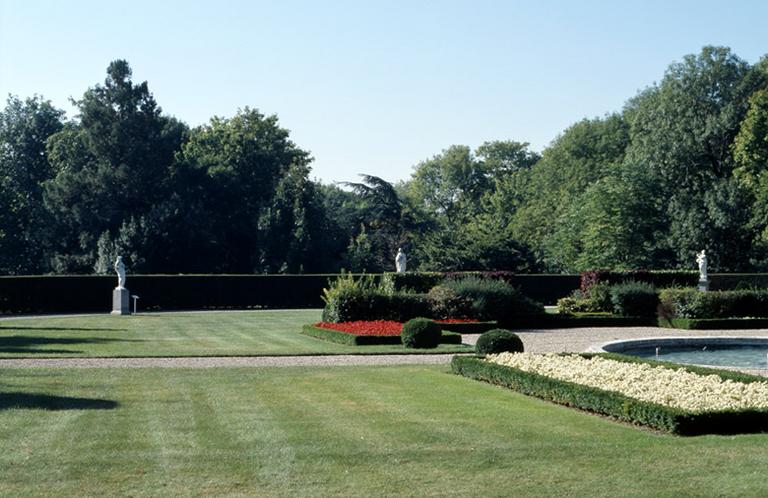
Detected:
left=114, top=255, right=126, bottom=289
left=696, top=250, right=708, bottom=282
left=395, top=247, right=407, bottom=273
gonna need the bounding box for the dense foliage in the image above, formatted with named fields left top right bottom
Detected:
left=659, top=288, right=768, bottom=319
left=474, top=329, right=524, bottom=355
left=2, top=47, right=768, bottom=275
left=400, top=318, right=442, bottom=349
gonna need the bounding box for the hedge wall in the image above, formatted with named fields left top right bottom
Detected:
left=451, top=355, right=768, bottom=435
left=580, top=270, right=698, bottom=293
left=0, top=273, right=580, bottom=314
left=0, top=274, right=336, bottom=314
left=382, top=272, right=579, bottom=305
left=8, top=272, right=768, bottom=315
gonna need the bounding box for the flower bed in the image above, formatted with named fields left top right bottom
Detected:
left=302, top=319, right=469, bottom=346
left=451, top=353, right=768, bottom=435
left=315, top=320, right=402, bottom=336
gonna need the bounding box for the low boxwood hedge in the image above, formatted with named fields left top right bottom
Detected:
left=511, top=313, right=657, bottom=329
left=438, top=321, right=497, bottom=334
left=301, top=324, right=464, bottom=346
left=658, top=317, right=768, bottom=329
left=451, top=354, right=768, bottom=435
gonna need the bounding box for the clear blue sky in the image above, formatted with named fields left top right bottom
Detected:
left=1, top=0, right=766, bottom=184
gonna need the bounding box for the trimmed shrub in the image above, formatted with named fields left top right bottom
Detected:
left=427, top=285, right=472, bottom=319
left=609, top=281, right=659, bottom=317
left=442, top=277, right=544, bottom=324
left=475, top=329, right=524, bottom=355
left=659, top=288, right=768, bottom=319
left=401, top=318, right=442, bottom=349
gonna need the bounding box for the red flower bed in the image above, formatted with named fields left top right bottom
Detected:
left=315, top=321, right=402, bottom=336
left=314, top=318, right=479, bottom=336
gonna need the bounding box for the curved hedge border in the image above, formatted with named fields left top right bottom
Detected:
left=451, top=354, right=768, bottom=435
left=301, top=324, right=462, bottom=346
left=658, top=317, right=768, bottom=329
left=438, top=321, right=497, bottom=334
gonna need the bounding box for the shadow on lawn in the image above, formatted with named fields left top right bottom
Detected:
left=0, top=335, right=143, bottom=354
left=0, top=326, right=126, bottom=332
left=0, top=392, right=118, bottom=411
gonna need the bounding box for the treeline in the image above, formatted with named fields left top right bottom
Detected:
left=1, top=47, right=767, bottom=275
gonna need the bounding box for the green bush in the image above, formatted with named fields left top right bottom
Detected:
left=427, top=285, right=472, bottom=319
left=380, top=272, right=445, bottom=293
left=659, top=288, right=768, bottom=319
left=321, top=272, right=431, bottom=322
left=475, top=329, right=524, bottom=355
left=401, top=318, right=442, bottom=349
left=609, top=281, right=659, bottom=317
left=442, top=277, right=544, bottom=324
left=557, top=283, right=612, bottom=314
left=451, top=355, right=768, bottom=435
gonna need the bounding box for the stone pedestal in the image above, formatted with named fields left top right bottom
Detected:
left=698, top=279, right=709, bottom=292
left=111, top=287, right=131, bottom=315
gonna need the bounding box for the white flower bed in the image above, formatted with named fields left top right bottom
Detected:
left=486, top=352, right=768, bottom=413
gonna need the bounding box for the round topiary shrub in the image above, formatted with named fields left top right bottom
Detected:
left=475, top=329, right=524, bottom=355
left=401, top=317, right=442, bottom=349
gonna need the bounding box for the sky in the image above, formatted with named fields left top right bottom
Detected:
left=1, top=0, right=767, bottom=184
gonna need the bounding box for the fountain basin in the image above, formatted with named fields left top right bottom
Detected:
left=588, top=337, right=768, bottom=369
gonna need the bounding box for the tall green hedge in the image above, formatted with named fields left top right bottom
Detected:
left=659, top=288, right=768, bottom=319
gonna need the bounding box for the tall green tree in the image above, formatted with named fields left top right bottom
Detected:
left=505, top=114, right=630, bottom=269
left=623, top=46, right=767, bottom=268
left=44, top=60, right=187, bottom=272
left=341, top=174, right=407, bottom=272
left=176, top=107, right=313, bottom=272
left=0, top=95, right=64, bottom=274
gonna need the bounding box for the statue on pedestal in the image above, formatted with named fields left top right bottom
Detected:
left=111, top=255, right=130, bottom=314
left=395, top=248, right=407, bottom=273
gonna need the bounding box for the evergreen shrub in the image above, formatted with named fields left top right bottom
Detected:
left=609, top=281, right=659, bottom=317
left=427, top=285, right=472, bottom=319
left=442, top=277, right=544, bottom=324
left=401, top=318, right=442, bottom=349
left=475, top=329, right=524, bottom=355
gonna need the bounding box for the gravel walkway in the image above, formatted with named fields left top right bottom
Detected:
left=2, top=326, right=768, bottom=369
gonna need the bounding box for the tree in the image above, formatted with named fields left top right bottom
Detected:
left=0, top=95, right=64, bottom=274
left=44, top=60, right=187, bottom=272
left=340, top=174, right=409, bottom=271
left=176, top=107, right=312, bottom=272
left=505, top=114, right=630, bottom=269
left=623, top=46, right=766, bottom=268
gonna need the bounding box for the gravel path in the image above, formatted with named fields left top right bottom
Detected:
left=2, top=326, right=768, bottom=369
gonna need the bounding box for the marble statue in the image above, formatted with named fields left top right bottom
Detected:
left=395, top=248, right=407, bottom=273
left=696, top=250, right=708, bottom=282
left=114, top=255, right=126, bottom=289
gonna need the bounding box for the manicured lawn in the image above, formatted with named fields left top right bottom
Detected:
left=0, top=311, right=471, bottom=357
left=1, top=365, right=768, bottom=497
